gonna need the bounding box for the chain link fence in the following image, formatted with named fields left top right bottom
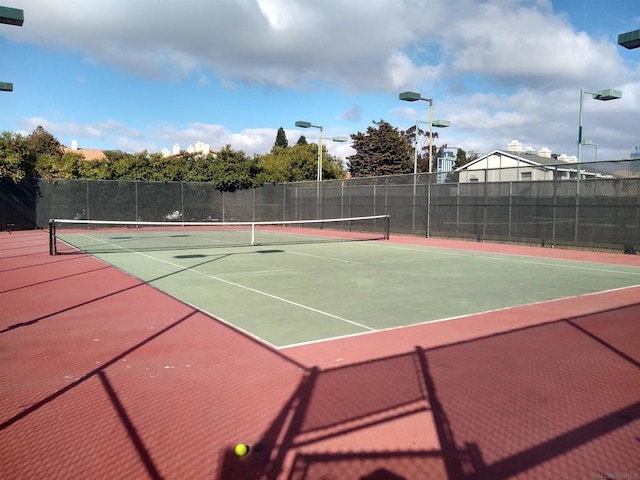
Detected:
left=2, top=159, right=639, bottom=251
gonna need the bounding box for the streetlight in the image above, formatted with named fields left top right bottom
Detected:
left=295, top=121, right=324, bottom=182
left=294, top=121, right=347, bottom=181
left=577, top=88, right=621, bottom=182
left=575, top=88, right=621, bottom=241
left=398, top=92, right=451, bottom=174
left=411, top=119, right=451, bottom=177
left=399, top=91, right=450, bottom=237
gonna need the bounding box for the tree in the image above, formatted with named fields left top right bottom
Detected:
left=26, top=126, right=63, bottom=159
left=0, top=131, right=32, bottom=181
left=456, top=148, right=467, bottom=168
left=259, top=143, right=346, bottom=183
left=35, top=152, right=82, bottom=179
left=347, top=120, right=412, bottom=177
left=401, top=125, right=446, bottom=173
left=274, top=127, right=288, bottom=148
left=296, top=135, right=308, bottom=146
left=210, top=145, right=261, bottom=192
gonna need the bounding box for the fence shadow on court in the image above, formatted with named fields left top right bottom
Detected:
left=218, top=302, right=640, bottom=479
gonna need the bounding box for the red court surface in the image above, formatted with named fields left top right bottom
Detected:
left=1, top=229, right=639, bottom=479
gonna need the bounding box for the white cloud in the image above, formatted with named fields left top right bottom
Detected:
left=6, top=0, right=638, bottom=161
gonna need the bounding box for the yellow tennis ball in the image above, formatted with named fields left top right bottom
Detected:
left=234, top=444, right=249, bottom=457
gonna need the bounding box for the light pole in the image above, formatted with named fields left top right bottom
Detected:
left=410, top=119, right=451, bottom=178
left=399, top=91, right=450, bottom=236
left=575, top=88, right=621, bottom=240
left=295, top=121, right=324, bottom=182
left=400, top=92, right=436, bottom=174
left=295, top=121, right=347, bottom=181
left=295, top=121, right=347, bottom=219
left=577, top=89, right=621, bottom=183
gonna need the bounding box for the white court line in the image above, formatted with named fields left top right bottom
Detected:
left=278, top=282, right=640, bottom=350
left=69, top=235, right=282, bottom=349
left=285, top=250, right=361, bottom=264
left=77, top=235, right=376, bottom=333
left=360, top=242, right=640, bottom=276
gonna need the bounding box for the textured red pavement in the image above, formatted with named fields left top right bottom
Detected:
left=1, top=230, right=639, bottom=479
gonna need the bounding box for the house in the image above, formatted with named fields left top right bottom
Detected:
left=63, top=140, right=107, bottom=162
left=455, top=149, right=613, bottom=183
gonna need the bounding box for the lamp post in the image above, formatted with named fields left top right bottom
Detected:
left=295, top=122, right=347, bottom=219
left=400, top=92, right=435, bottom=174
left=399, top=91, right=450, bottom=236
left=577, top=89, right=620, bottom=183
left=575, top=88, right=621, bottom=241
left=294, top=121, right=347, bottom=182
left=295, top=121, right=324, bottom=182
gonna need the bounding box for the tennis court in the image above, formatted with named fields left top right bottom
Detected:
left=51, top=216, right=640, bottom=348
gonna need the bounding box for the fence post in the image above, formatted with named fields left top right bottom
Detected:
left=508, top=181, right=512, bottom=237
left=282, top=184, right=286, bottom=221
left=384, top=177, right=389, bottom=217
left=251, top=187, right=256, bottom=222
left=574, top=176, right=580, bottom=242
left=482, top=169, right=487, bottom=241
left=222, top=191, right=226, bottom=222
left=552, top=167, right=557, bottom=246
left=426, top=174, right=432, bottom=238
left=135, top=181, right=139, bottom=221
left=181, top=181, right=185, bottom=223
left=86, top=180, right=90, bottom=220
left=456, top=182, right=460, bottom=236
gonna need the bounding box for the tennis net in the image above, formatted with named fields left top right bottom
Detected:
left=48, top=215, right=390, bottom=255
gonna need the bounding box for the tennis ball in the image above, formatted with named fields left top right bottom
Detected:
left=234, top=443, right=250, bottom=457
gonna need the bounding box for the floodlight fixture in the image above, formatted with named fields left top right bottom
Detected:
left=399, top=91, right=422, bottom=102
left=618, top=29, right=640, bottom=50
left=432, top=120, right=451, bottom=128
left=0, top=82, right=13, bottom=92
left=295, top=121, right=312, bottom=128
left=0, top=6, right=23, bottom=26
left=592, top=89, right=622, bottom=101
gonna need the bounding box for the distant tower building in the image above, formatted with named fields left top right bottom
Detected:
left=507, top=140, right=523, bottom=152
left=193, top=141, right=211, bottom=155
left=437, top=147, right=457, bottom=184
left=558, top=154, right=578, bottom=163
left=538, top=147, right=552, bottom=158
left=631, top=145, right=640, bottom=159
left=173, top=144, right=180, bottom=155
left=187, top=145, right=195, bottom=154
left=71, top=140, right=78, bottom=151
left=161, top=148, right=170, bottom=157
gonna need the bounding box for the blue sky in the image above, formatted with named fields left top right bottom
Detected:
left=1, top=0, right=639, bottom=162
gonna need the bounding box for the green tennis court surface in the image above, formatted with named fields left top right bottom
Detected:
left=56, top=229, right=640, bottom=348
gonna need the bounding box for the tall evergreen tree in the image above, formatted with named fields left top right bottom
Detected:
left=347, top=120, right=412, bottom=177
left=274, top=127, right=288, bottom=148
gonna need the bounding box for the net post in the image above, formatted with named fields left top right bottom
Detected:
left=251, top=223, right=256, bottom=246
left=48, top=219, right=56, bottom=255
left=385, top=214, right=390, bottom=240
